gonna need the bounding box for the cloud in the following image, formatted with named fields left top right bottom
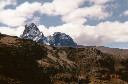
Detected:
left=39, top=0, right=85, bottom=16
left=39, top=0, right=112, bottom=24
left=0, top=0, right=125, bottom=47
left=85, top=0, right=114, bottom=4
left=16, top=2, right=41, bottom=14
left=0, top=0, right=85, bottom=27
left=39, top=0, right=114, bottom=16
left=62, top=5, right=111, bottom=24
left=37, top=21, right=128, bottom=46
left=106, top=3, right=120, bottom=9
left=122, top=10, right=128, bottom=16
left=27, top=17, right=41, bottom=25
left=0, top=0, right=17, bottom=10
left=44, top=23, right=109, bottom=46
left=0, top=0, right=113, bottom=27
left=0, top=2, right=42, bottom=27
left=38, top=25, right=51, bottom=36
left=95, top=21, right=128, bottom=43
left=1, top=21, right=128, bottom=46
left=0, top=26, right=24, bottom=37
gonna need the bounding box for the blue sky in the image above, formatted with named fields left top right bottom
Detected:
left=0, top=0, right=128, bottom=49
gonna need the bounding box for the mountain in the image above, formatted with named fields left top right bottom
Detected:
left=20, top=23, right=77, bottom=46
left=48, top=32, right=77, bottom=46
left=20, top=23, right=49, bottom=45
left=0, top=33, right=128, bottom=84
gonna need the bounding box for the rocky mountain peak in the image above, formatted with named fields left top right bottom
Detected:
left=20, top=23, right=77, bottom=46
left=20, top=23, right=45, bottom=42
left=52, top=32, right=77, bottom=46
left=23, top=23, right=39, bottom=35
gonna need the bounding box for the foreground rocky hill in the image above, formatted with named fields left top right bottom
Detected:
left=0, top=33, right=128, bottom=84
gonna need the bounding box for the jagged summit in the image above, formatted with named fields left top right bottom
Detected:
left=23, top=23, right=39, bottom=35
left=20, top=23, right=77, bottom=46
left=20, top=23, right=45, bottom=42
left=53, top=32, right=71, bottom=39
left=52, top=32, right=77, bottom=46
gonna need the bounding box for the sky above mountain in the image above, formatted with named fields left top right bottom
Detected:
left=0, top=0, right=128, bottom=49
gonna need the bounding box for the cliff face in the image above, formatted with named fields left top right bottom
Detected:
left=0, top=33, right=128, bottom=84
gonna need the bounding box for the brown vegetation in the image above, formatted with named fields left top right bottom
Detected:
left=0, top=34, right=128, bottom=84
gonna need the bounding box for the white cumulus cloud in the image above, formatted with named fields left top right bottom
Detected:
left=1, top=21, right=128, bottom=46
left=62, top=5, right=111, bottom=24
left=39, top=0, right=112, bottom=24
left=0, top=0, right=17, bottom=10
left=122, top=10, right=128, bottom=16
left=0, top=0, right=114, bottom=27
left=0, top=26, right=24, bottom=37
left=37, top=21, right=128, bottom=46
left=39, top=0, right=85, bottom=16
left=0, top=2, right=42, bottom=27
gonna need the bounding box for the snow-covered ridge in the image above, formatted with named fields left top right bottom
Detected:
left=20, top=23, right=77, bottom=46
